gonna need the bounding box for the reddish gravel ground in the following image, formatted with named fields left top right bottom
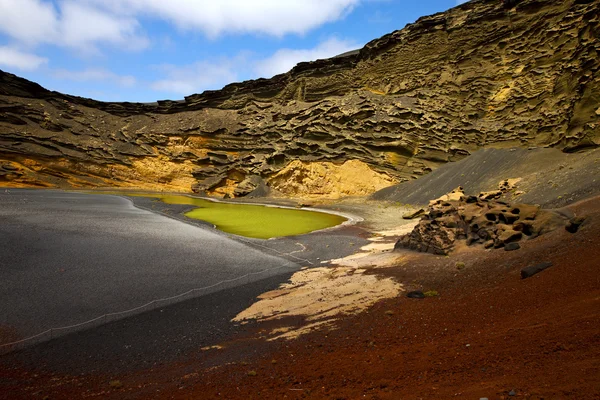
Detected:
left=1, top=197, right=599, bottom=399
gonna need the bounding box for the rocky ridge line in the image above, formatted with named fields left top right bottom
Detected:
left=0, top=0, right=598, bottom=196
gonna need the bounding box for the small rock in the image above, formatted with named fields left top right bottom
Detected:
left=109, top=380, right=123, bottom=389
left=247, top=370, right=257, bottom=376
left=497, top=229, right=522, bottom=244
left=455, top=261, right=465, bottom=270
left=521, top=261, right=553, bottom=279
left=403, top=208, right=425, bottom=219
left=565, top=216, right=585, bottom=233
left=407, top=290, right=425, bottom=299
left=504, top=242, right=521, bottom=251
left=509, top=389, right=517, bottom=396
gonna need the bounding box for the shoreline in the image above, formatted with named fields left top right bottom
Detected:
left=2, top=188, right=598, bottom=399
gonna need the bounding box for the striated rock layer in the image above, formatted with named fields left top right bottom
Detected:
left=0, top=0, right=598, bottom=196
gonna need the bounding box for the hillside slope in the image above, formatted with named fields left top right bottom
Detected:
left=0, top=0, right=598, bottom=196
left=372, top=147, right=600, bottom=207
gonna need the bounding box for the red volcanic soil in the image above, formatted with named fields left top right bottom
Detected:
left=2, top=197, right=599, bottom=399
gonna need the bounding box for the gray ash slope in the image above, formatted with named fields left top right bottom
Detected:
left=372, top=147, right=600, bottom=208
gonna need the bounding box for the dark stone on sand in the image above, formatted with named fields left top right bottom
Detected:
left=521, top=261, right=553, bottom=279
left=504, top=242, right=521, bottom=251
left=406, top=290, right=425, bottom=299
left=565, top=216, right=586, bottom=233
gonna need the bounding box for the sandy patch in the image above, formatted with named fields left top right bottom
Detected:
left=327, top=220, right=419, bottom=268
left=232, top=221, right=417, bottom=340
left=232, top=265, right=404, bottom=340
left=373, top=220, right=420, bottom=237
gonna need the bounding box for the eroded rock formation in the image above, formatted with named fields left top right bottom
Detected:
left=395, top=186, right=567, bottom=255
left=0, top=0, right=598, bottom=196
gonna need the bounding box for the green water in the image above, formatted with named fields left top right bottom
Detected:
left=128, top=193, right=346, bottom=239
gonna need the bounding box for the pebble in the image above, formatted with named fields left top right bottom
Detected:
left=509, top=389, right=517, bottom=396
left=504, top=242, right=521, bottom=251
left=406, top=290, right=425, bottom=299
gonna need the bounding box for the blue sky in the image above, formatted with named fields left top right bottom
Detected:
left=0, top=0, right=467, bottom=102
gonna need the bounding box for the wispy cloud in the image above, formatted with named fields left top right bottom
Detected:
left=51, top=68, right=137, bottom=87
left=150, top=54, right=248, bottom=96
left=150, top=38, right=359, bottom=96
left=254, top=37, right=359, bottom=78
left=0, top=46, right=48, bottom=71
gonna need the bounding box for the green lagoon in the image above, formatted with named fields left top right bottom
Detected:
left=130, top=194, right=346, bottom=239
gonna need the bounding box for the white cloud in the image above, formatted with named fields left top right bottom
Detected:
left=0, top=0, right=57, bottom=46
left=52, top=68, right=137, bottom=87
left=0, top=46, right=48, bottom=71
left=58, top=2, right=148, bottom=52
left=0, top=0, right=148, bottom=53
left=83, top=0, right=360, bottom=37
left=0, top=1, right=357, bottom=57
left=254, top=37, right=358, bottom=78
left=151, top=38, right=359, bottom=96
left=150, top=56, right=245, bottom=96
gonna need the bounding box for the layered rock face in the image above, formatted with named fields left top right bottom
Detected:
left=0, top=0, right=598, bottom=196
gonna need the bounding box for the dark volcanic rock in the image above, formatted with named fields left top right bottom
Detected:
left=406, top=291, right=426, bottom=299
left=521, top=261, right=553, bottom=279
left=504, top=242, right=521, bottom=251
left=565, top=216, right=586, bottom=233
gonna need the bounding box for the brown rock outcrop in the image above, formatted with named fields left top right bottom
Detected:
left=395, top=188, right=567, bottom=255
left=0, top=0, right=598, bottom=195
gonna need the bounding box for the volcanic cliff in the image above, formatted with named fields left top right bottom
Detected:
left=0, top=0, right=598, bottom=197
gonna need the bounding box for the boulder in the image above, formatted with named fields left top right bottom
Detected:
left=395, top=188, right=567, bottom=255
